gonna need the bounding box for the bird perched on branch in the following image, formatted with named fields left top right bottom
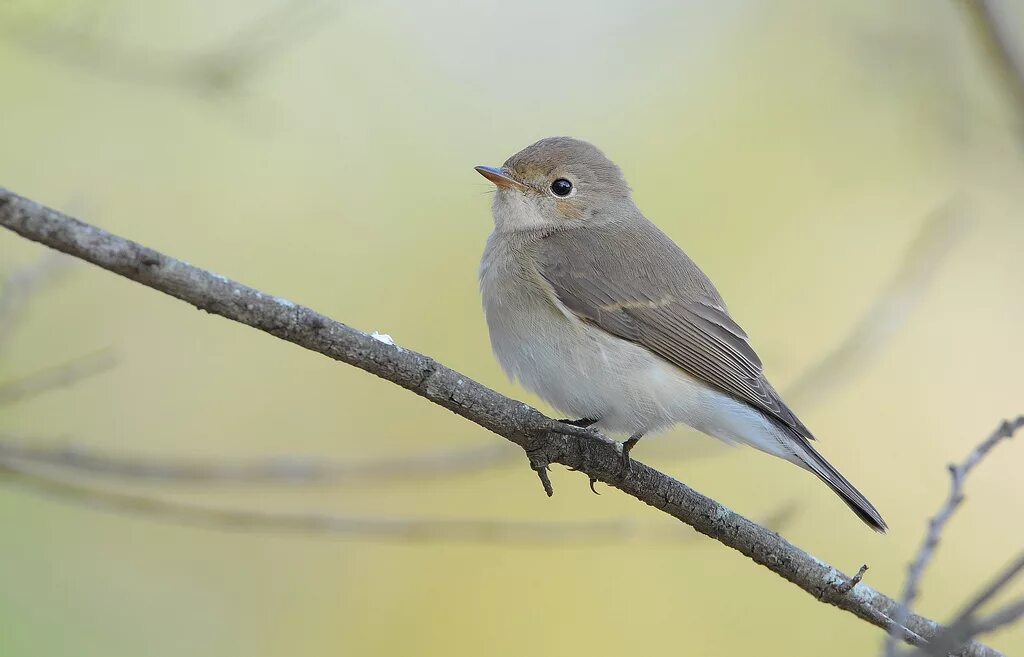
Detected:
left=476, top=136, right=886, bottom=532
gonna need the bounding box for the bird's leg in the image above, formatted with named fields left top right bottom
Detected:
left=621, top=433, right=644, bottom=471
left=558, top=418, right=601, bottom=493
left=558, top=417, right=598, bottom=428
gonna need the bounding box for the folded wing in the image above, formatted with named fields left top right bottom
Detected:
left=536, top=220, right=814, bottom=441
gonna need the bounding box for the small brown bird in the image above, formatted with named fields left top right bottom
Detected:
left=476, top=136, right=886, bottom=532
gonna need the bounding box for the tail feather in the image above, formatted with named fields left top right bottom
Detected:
left=789, top=438, right=887, bottom=533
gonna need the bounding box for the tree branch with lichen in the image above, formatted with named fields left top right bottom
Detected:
left=0, top=202, right=966, bottom=485
left=0, top=186, right=1013, bottom=657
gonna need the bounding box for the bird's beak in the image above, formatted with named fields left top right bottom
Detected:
left=475, top=165, right=527, bottom=191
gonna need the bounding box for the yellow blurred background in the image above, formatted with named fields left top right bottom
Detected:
left=2, top=1, right=1023, bottom=655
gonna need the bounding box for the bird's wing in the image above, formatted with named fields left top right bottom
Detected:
left=536, top=220, right=814, bottom=440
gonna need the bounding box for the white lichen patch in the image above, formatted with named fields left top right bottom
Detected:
left=274, top=297, right=296, bottom=308
left=371, top=331, right=400, bottom=350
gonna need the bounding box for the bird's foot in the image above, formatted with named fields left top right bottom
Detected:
left=550, top=418, right=601, bottom=440
left=564, top=466, right=602, bottom=494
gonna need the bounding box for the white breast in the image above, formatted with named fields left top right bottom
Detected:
left=478, top=232, right=798, bottom=462
left=480, top=234, right=701, bottom=435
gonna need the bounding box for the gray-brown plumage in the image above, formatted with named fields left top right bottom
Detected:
left=476, top=137, right=886, bottom=532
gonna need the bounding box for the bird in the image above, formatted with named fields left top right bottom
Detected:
left=475, top=136, right=886, bottom=532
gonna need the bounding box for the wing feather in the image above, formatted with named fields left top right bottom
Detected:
left=536, top=221, right=814, bottom=440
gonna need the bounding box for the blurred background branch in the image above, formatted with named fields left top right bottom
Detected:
left=960, top=0, right=1024, bottom=144
left=0, top=0, right=339, bottom=97
left=0, top=433, right=514, bottom=485
left=782, top=201, right=967, bottom=409
left=0, top=457, right=799, bottom=544
left=915, top=552, right=1024, bottom=657
left=0, top=252, right=72, bottom=349
left=0, top=349, right=115, bottom=406
left=885, top=416, right=1024, bottom=657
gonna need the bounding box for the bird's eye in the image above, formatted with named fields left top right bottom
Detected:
left=550, top=178, right=573, bottom=197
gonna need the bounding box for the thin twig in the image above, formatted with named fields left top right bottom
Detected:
left=0, top=433, right=733, bottom=484
left=0, top=252, right=71, bottom=347
left=0, top=0, right=338, bottom=96
left=0, top=187, right=1007, bottom=656
left=960, top=0, right=1024, bottom=143
left=0, top=349, right=115, bottom=406
left=884, top=417, right=1024, bottom=656
left=958, top=599, right=1024, bottom=646
left=0, top=435, right=515, bottom=484
left=0, top=458, right=796, bottom=544
left=948, top=552, right=1024, bottom=635
left=915, top=552, right=1024, bottom=656
left=967, top=598, right=1024, bottom=641
left=785, top=203, right=967, bottom=408
left=836, top=564, right=870, bottom=595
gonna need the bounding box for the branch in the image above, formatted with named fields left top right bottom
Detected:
left=0, top=187, right=1008, bottom=656
left=0, top=251, right=72, bottom=348
left=0, top=431, right=736, bottom=485
left=884, top=417, right=1024, bottom=656
left=1, top=0, right=338, bottom=96
left=0, top=434, right=515, bottom=484
left=0, top=458, right=760, bottom=545
left=784, top=202, right=967, bottom=408
left=960, top=0, right=1024, bottom=143
left=0, top=349, right=115, bottom=406
left=915, top=552, right=1024, bottom=657
left=0, top=202, right=966, bottom=484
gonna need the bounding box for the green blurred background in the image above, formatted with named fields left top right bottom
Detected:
left=2, top=1, right=1023, bottom=655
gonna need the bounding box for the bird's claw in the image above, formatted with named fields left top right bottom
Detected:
left=565, top=466, right=601, bottom=494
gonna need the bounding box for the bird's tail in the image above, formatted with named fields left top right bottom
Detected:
left=789, top=438, right=888, bottom=533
